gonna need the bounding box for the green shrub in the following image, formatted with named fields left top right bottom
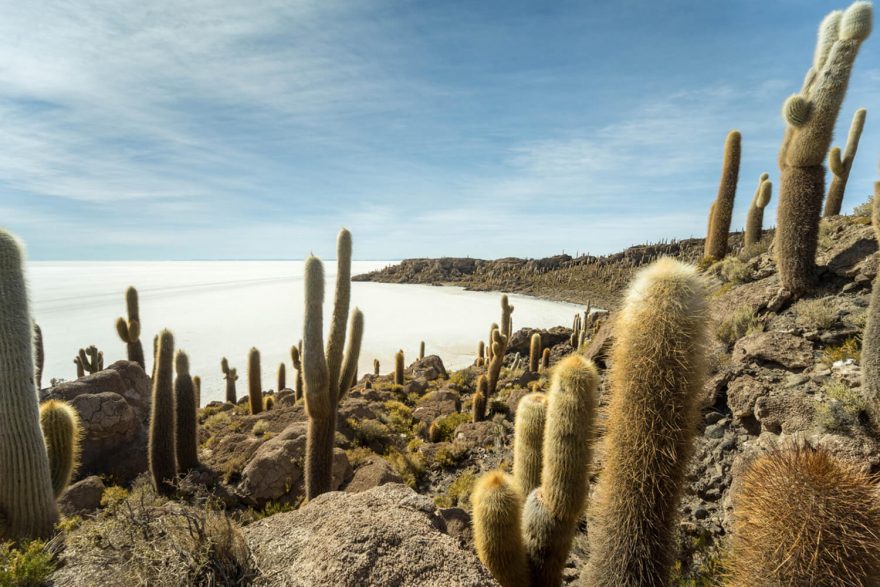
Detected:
left=100, top=485, right=130, bottom=509
left=814, top=380, right=869, bottom=432
left=448, top=369, right=475, bottom=389
left=384, top=449, right=426, bottom=488
left=853, top=195, right=873, bottom=218
left=432, top=441, right=469, bottom=469
left=349, top=419, right=392, bottom=452
left=251, top=420, right=270, bottom=437
left=794, top=298, right=838, bottom=330
left=383, top=400, right=415, bottom=434
left=822, top=336, right=861, bottom=366
left=716, top=306, right=763, bottom=346
left=717, top=257, right=750, bottom=284
left=432, top=412, right=470, bottom=442
left=433, top=471, right=477, bottom=509
left=0, top=540, right=55, bottom=587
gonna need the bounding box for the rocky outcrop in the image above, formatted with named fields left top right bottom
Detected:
left=406, top=355, right=448, bottom=381
left=42, top=360, right=151, bottom=483
left=244, top=483, right=498, bottom=586
left=345, top=458, right=403, bottom=493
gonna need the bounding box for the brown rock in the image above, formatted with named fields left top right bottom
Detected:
left=345, top=458, right=403, bottom=493
left=58, top=476, right=106, bottom=517
left=732, top=331, right=813, bottom=371
left=407, top=355, right=448, bottom=381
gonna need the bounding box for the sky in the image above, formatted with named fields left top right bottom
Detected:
left=0, top=0, right=877, bottom=261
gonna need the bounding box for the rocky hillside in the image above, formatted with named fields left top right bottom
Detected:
left=35, top=210, right=880, bottom=586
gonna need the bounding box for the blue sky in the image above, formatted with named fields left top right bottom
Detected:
left=1, top=0, right=877, bottom=260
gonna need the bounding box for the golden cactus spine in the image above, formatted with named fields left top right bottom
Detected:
left=39, top=400, right=81, bottom=498
left=705, top=130, right=742, bottom=261
left=115, top=286, right=145, bottom=370
left=744, top=173, right=772, bottom=248
left=583, top=258, right=707, bottom=586
left=776, top=2, right=872, bottom=292
left=472, top=472, right=529, bottom=587
left=149, top=329, right=177, bottom=495
left=728, top=448, right=880, bottom=586
left=512, top=392, right=546, bottom=498
left=823, top=108, right=867, bottom=217
left=0, top=229, right=58, bottom=539
left=174, top=350, right=198, bottom=472
left=303, top=229, right=363, bottom=500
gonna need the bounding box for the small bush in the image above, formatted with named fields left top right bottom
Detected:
left=383, top=400, right=415, bottom=434
left=0, top=540, right=55, bottom=587
left=794, top=298, right=837, bottom=330
left=433, top=471, right=477, bottom=509
left=100, top=485, right=130, bottom=509
left=431, top=412, right=470, bottom=442
left=814, top=381, right=869, bottom=432
left=822, top=336, right=861, bottom=367
left=448, top=369, right=476, bottom=389
left=716, top=306, right=763, bottom=346
left=251, top=420, right=270, bottom=437
left=384, top=449, right=426, bottom=488
left=717, top=256, right=751, bottom=285
left=204, top=412, right=231, bottom=432
left=853, top=195, right=873, bottom=218
left=349, top=418, right=392, bottom=452
left=847, top=310, right=868, bottom=330
left=432, top=441, right=469, bottom=469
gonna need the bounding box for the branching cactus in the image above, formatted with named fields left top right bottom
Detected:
left=488, top=323, right=499, bottom=360
left=776, top=2, right=872, bottom=292
left=174, top=350, right=198, bottom=473
left=33, top=322, right=44, bottom=390
left=583, top=258, right=707, bottom=586
left=729, top=448, right=880, bottom=586
left=75, top=345, right=103, bottom=376
left=149, top=330, right=176, bottom=495
left=474, top=355, right=598, bottom=587
left=501, top=295, right=515, bottom=338
left=221, top=357, right=238, bottom=403
left=528, top=333, right=541, bottom=372
left=744, top=173, right=772, bottom=248
left=705, top=130, right=742, bottom=260
left=248, top=347, right=262, bottom=415
left=39, top=400, right=81, bottom=498
left=394, top=350, right=404, bottom=385
left=302, top=229, right=364, bottom=500
left=115, top=286, right=145, bottom=370
left=291, top=342, right=303, bottom=400
left=487, top=327, right=507, bottom=396
left=861, top=180, right=880, bottom=430
left=823, top=108, right=867, bottom=216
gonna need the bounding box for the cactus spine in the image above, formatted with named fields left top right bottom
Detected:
left=248, top=347, right=262, bottom=415
left=704, top=130, right=742, bottom=261
left=394, top=350, right=405, bottom=385
left=221, top=357, right=238, bottom=404
left=291, top=343, right=303, bottom=400
left=823, top=108, right=867, bottom=217
left=149, top=329, right=177, bottom=495
left=744, top=173, right=772, bottom=248
left=173, top=350, right=198, bottom=472
left=729, top=448, right=880, bottom=586
left=39, top=400, right=81, bottom=498
left=0, top=229, right=58, bottom=539
left=776, top=2, right=872, bottom=292
left=861, top=180, right=880, bottom=431
left=303, top=229, right=364, bottom=500
left=33, top=322, right=43, bottom=390
left=528, top=333, right=541, bottom=372
left=473, top=471, right=529, bottom=587
left=501, top=295, right=515, bottom=338
left=115, top=286, right=145, bottom=370
left=582, top=258, right=707, bottom=586
left=512, top=392, right=546, bottom=498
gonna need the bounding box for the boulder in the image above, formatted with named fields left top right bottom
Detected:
left=345, top=458, right=403, bottom=493
left=58, top=476, right=106, bottom=517
left=583, top=319, right=614, bottom=368
left=732, top=332, right=813, bottom=371
left=243, top=483, right=497, bottom=586
left=454, top=421, right=502, bottom=449
left=406, top=355, right=448, bottom=381
left=506, top=327, right=572, bottom=356
left=412, top=389, right=460, bottom=424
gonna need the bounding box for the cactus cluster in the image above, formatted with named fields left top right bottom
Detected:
left=823, top=108, right=867, bottom=217
left=776, top=1, right=872, bottom=292
left=221, top=357, right=238, bottom=403
left=744, top=173, right=773, bottom=248
left=74, top=345, right=103, bottom=377
left=703, top=130, right=742, bottom=261
left=115, top=286, right=146, bottom=370
left=302, top=229, right=364, bottom=500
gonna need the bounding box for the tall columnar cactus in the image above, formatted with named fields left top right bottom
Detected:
left=823, top=108, right=867, bottom=217
left=277, top=362, right=286, bottom=391
left=528, top=333, right=541, bottom=373
left=33, top=322, right=44, bottom=390
left=487, top=327, right=507, bottom=396
left=541, top=348, right=550, bottom=371
left=192, top=375, right=201, bottom=409
left=0, top=229, right=58, bottom=539
left=704, top=130, right=742, bottom=261
left=174, top=350, right=198, bottom=473
left=728, top=448, right=880, bottom=586
left=501, top=295, right=515, bottom=338
left=776, top=2, right=872, bottom=292
left=115, top=286, right=145, bottom=370
left=149, top=329, right=177, bottom=495
left=472, top=376, right=488, bottom=423
left=744, top=173, right=773, bottom=248
left=512, top=392, right=546, bottom=497
left=419, top=341, right=425, bottom=360
left=291, top=343, right=304, bottom=400
left=75, top=345, right=103, bottom=376
left=570, top=314, right=581, bottom=347
left=473, top=355, right=598, bottom=587
left=703, top=201, right=716, bottom=259
left=221, top=357, right=238, bottom=404
left=372, top=358, right=380, bottom=376
left=39, top=400, right=81, bottom=498
left=477, top=340, right=485, bottom=366
left=861, top=180, right=880, bottom=430
left=302, top=229, right=364, bottom=500
left=488, top=323, right=499, bottom=360
left=248, top=347, right=262, bottom=415
left=394, top=350, right=405, bottom=385
left=582, top=258, right=707, bottom=586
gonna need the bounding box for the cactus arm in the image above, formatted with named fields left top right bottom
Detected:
left=324, top=229, right=352, bottom=395
left=512, top=393, right=546, bottom=498
left=303, top=256, right=330, bottom=420
left=337, top=308, right=364, bottom=401
left=824, top=108, right=867, bottom=217
left=174, top=350, right=199, bottom=472
left=472, top=471, right=529, bottom=587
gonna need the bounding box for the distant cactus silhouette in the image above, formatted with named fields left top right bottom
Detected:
left=149, top=330, right=177, bottom=495
left=302, top=229, right=364, bottom=500
left=39, top=400, right=81, bottom=498
left=221, top=357, right=238, bottom=403
left=823, top=108, right=867, bottom=217
left=501, top=295, right=515, bottom=338
left=541, top=348, right=550, bottom=371
left=174, top=350, right=198, bottom=473
left=419, top=341, right=425, bottom=360
left=115, top=286, right=145, bottom=370
left=33, top=322, right=44, bottom=390
left=583, top=258, right=707, bottom=586
left=477, top=340, right=485, bottom=366
left=729, top=448, right=880, bottom=586
left=75, top=345, right=103, bottom=376
left=192, top=375, right=201, bottom=409
left=394, top=350, right=405, bottom=385
left=487, top=327, right=507, bottom=396
left=744, top=173, right=772, bottom=248
left=776, top=2, right=872, bottom=292
left=705, top=130, right=742, bottom=260
left=248, top=347, right=262, bottom=415
left=291, top=342, right=303, bottom=400
left=277, top=362, right=286, bottom=391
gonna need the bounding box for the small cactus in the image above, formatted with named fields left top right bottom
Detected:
left=373, top=357, right=380, bottom=376
left=75, top=345, right=103, bottom=376
left=744, top=173, right=772, bottom=248
left=472, top=390, right=487, bottom=423
left=823, top=108, right=867, bottom=216
left=264, top=395, right=275, bottom=410
left=248, top=347, right=262, bottom=415
left=39, top=400, right=81, bottom=498
left=291, top=343, right=304, bottom=400
left=501, top=295, right=515, bottom=338
left=487, top=327, right=507, bottom=396
left=394, top=350, right=405, bottom=385
left=174, top=350, right=198, bottom=472
left=428, top=420, right=442, bottom=443
left=149, top=330, right=177, bottom=496
left=512, top=392, right=546, bottom=497
left=193, top=375, right=201, bottom=409
left=221, top=357, right=238, bottom=404
left=33, top=322, right=44, bottom=390
left=419, top=341, right=425, bottom=360
left=541, top=348, right=550, bottom=371
left=115, top=286, right=145, bottom=370
left=528, top=333, right=541, bottom=372
left=277, top=362, right=286, bottom=391
left=704, top=130, right=742, bottom=260
left=477, top=340, right=485, bottom=365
